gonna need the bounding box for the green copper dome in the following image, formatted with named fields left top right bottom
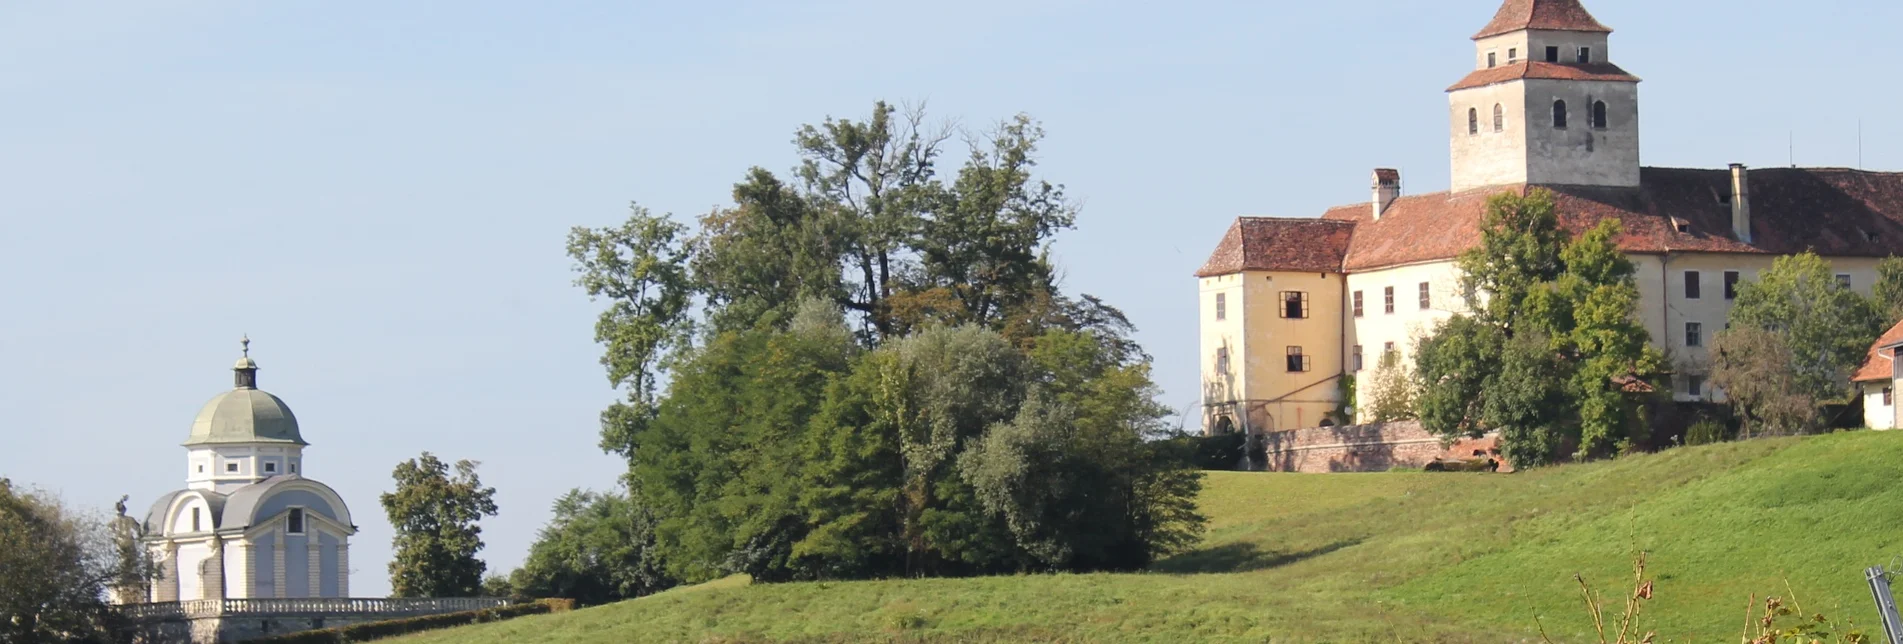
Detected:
left=183, top=337, right=307, bottom=446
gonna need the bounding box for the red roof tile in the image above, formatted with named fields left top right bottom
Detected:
left=1448, top=61, right=1640, bottom=92
left=1853, top=320, right=1903, bottom=382
left=1474, top=0, right=1612, bottom=40
left=1195, top=217, right=1356, bottom=277
left=1315, top=167, right=1903, bottom=272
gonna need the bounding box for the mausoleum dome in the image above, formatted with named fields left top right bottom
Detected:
left=183, top=336, right=307, bottom=446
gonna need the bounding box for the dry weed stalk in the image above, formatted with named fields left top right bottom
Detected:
left=1540, top=551, right=1656, bottom=644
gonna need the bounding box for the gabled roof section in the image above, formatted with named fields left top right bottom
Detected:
left=1854, top=320, right=1903, bottom=383
left=1194, top=217, right=1356, bottom=277
left=1319, top=167, right=1903, bottom=271
left=1474, top=0, right=1612, bottom=40
left=1447, top=61, right=1640, bottom=92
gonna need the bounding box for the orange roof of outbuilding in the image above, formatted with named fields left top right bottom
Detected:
left=1853, top=320, right=1903, bottom=383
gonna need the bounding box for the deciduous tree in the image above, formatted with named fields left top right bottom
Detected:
left=382, top=453, right=499, bottom=598
left=0, top=480, right=148, bottom=644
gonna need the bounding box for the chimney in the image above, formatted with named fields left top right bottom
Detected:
left=1372, top=168, right=1402, bottom=220
left=1729, top=164, right=1752, bottom=243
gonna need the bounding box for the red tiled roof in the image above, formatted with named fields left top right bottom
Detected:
left=1853, top=320, right=1903, bottom=382
left=1195, top=217, right=1356, bottom=277
left=1448, top=61, right=1640, bottom=92
left=1474, top=0, right=1612, bottom=40
left=1316, top=167, right=1903, bottom=272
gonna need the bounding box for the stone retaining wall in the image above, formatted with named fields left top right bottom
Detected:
left=1254, top=420, right=1508, bottom=473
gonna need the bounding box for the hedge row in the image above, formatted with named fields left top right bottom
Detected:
left=250, top=598, right=576, bottom=643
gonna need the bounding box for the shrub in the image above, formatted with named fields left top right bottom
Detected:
left=1192, top=432, right=1245, bottom=471
left=1684, top=417, right=1728, bottom=446
left=248, top=598, right=576, bottom=643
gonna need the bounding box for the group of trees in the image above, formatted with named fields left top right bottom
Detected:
left=0, top=480, right=148, bottom=644
left=490, top=101, right=1202, bottom=602
left=1371, top=190, right=1903, bottom=465
left=1408, top=190, right=1666, bottom=466
left=1712, top=254, right=1898, bottom=436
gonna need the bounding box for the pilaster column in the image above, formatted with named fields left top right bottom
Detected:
left=228, top=540, right=253, bottom=599
left=156, top=541, right=180, bottom=602
left=307, top=533, right=321, bottom=597
left=205, top=537, right=226, bottom=600
left=272, top=530, right=286, bottom=598
left=337, top=542, right=350, bottom=598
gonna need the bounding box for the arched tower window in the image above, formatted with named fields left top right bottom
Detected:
left=1468, top=108, right=1479, bottom=135
left=1492, top=104, right=1504, bottom=132
left=1592, top=101, right=1608, bottom=129
left=1553, top=100, right=1569, bottom=129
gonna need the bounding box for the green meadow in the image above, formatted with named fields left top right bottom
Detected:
left=391, top=431, right=1903, bottom=642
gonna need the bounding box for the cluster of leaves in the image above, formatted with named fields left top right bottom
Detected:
left=530, top=101, right=1201, bottom=594
left=1414, top=190, right=1665, bottom=466
left=0, top=479, right=149, bottom=644
left=1360, top=350, right=1416, bottom=424
left=1713, top=253, right=1890, bottom=436
left=381, top=453, right=500, bottom=598
left=500, top=489, right=673, bottom=605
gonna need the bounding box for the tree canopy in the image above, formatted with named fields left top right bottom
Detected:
left=0, top=480, right=148, bottom=644
left=545, top=102, right=1201, bottom=593
left=1415, top=190, right=1664, bottom=465
left=1714, top=252, right=1887, bottom=435
left=382, top=453, right=500, bottom=598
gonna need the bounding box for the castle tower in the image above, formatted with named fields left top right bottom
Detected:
left=1448, top=0, right=1641, bottom=192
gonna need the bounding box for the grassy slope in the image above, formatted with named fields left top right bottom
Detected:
left=390, top=431, right=1903, bottom=643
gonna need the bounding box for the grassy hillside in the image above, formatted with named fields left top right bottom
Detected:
left=389, top=431, right=1903, bottom=643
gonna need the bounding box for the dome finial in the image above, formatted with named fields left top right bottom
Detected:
left=242, top=334, right=250, bottom=358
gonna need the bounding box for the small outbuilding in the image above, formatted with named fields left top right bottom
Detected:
left=1853, top=321, right=1903, bottom=430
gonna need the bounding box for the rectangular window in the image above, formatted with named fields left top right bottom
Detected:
left=1508, top=47, right=1518, bottom=62
left=290, top=463, right=298, bottom=474
left=1384, top=286, right=1396, bottom=314
left=1383, top=341, right=1397, bottom=358
left=1837, top=274, right=1853, bottom=289
left=226, top=462, right=238, bottom=473
left=1280, top=291, right=1310, bottom=319
left=1353, top=291, right=1365, bottom=318
left=1286, top=346, right=1310, bottom=373
left=1687, top=375, right=1705, bottom=399
left=1418, top=282, right=1432, bottom=310
left=1487, top=52, right=1497, bottom=68
left=1215, top=347, right=1230, bottom=375
left=1577, top=47, right=1592, bottom=64
left=1886, top=387, right=1895, bottom=406
left=1352, top=345, right=1364, bottom=372
left=1724, top=271, right=1741, bottom=300
left=264, top=462, right=277, bottom=474
left=287, top=508, right=305, bottom=535
left=1214, top=293, right=1227, bottom=321
left=1686, top=322, right=1703, bottom=348
left=1684, top=271, right=1702, bottom=299
left=191, top=508, right=201, bottom=532
left=1545, top=46, right=1560, bottom=62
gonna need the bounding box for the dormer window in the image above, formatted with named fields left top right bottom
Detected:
left=1673, top=218, right=1691, bottom=233
left=1577, top=47, right=1592, bottom=64
left=287, top=508, right=305, bottom=535
left=191, top=507, right=202, bottom=532
left=1545, top=46, right=1561, bottom=63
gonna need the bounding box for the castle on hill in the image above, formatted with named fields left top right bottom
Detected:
left=1196, top=0, right=1903, bottom=435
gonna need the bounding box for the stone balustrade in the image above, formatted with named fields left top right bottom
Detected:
left=117, top=597, right=510, bottom=620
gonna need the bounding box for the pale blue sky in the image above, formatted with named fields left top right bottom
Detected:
left=3, top=0, right=1897, bottom=597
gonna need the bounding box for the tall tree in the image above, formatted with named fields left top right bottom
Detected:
left=1871, top=256, right=1903, bottom=322
left=382, top=453, right=500, bottom=598
left=1416, top=191, right=1663, bottom=465
left=567, top=207, right=696, bottom=461
left=1719, top=252, right=1885, bottom=431
left=1728, top=253, right=1884, bottom=403
left=0, top=480, right=147, bottom=644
